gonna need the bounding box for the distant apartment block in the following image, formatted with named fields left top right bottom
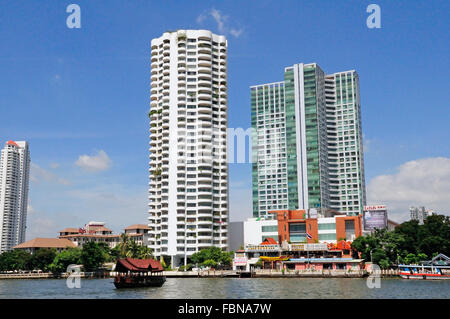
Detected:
left=410, top=206, right=434, bottom=225
left=58, top=222, right=150, bottom=248
left=0, top=141, right=30, bottom=253
left=148, top=30, right=229, bottom=267
left=251, top=63, right=366, bottom=218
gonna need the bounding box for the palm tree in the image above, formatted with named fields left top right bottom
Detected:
left=125, top=240, right=140, bottom=258
left=137, top=245, right=154, bottom=259
left=118, top=233, right=130, bottom=258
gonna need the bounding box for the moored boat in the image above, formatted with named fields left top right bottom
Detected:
left=399, top=264, right=450, bottom=280
left=399, top=253, right=450, bottom=280
left=113, top=258, right=166, bottom=288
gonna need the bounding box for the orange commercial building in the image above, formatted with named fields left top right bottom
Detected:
left=270, top=209, right=363, bottom=245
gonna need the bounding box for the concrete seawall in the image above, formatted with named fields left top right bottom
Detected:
left=161, top=270, right=368, bottom=278
left=0, top=272, right=109, bottom=280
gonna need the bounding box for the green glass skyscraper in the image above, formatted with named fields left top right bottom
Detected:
left=251, top=63, right=366, bottom=218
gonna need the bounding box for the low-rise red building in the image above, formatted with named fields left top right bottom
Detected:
left=270, top=209, right=363, bottom=245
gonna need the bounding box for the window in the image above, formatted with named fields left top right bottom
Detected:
left=319, top=233, right=336, bottom=241
left=261, top=225, right=278, bottom=233
left=318, top=223, right=336, bottom=231
left=289, top=223, right=306, bottom=243
left=345, top=220, right=355, bottom=236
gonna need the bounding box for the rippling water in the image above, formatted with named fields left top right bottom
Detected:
left=0, top=278, right=448, bottom=299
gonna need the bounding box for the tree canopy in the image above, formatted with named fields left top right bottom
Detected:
left=351, top=214, right=450, bottom=268
left=190, top=247, right=233, bottom=269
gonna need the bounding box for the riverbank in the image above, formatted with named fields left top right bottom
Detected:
left=0, top=271, right=109, bottom=280
left=0, top=268, right=401, bottom=279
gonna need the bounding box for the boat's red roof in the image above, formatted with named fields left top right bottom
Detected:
left=115, top=258, right=163, bottom=272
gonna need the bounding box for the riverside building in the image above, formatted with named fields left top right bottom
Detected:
left=148, top=30, right=229, bottom=267
left=0, top=141, right=30, bottom=253
left=251, top=63, right=366, bottom=218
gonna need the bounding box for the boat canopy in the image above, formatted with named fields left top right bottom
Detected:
left=115, top=258, right=163, bottom=273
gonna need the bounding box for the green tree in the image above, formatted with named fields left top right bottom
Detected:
left=202, top=259, right=217, bottom=268
left=30, top=248, right=56, bottom=271
left=404, top=253, right=418, bottom=265
left=49, top=248, right=82, bottom=273
left=96, top=242, right=113, bottom=262
left=417, top=253, right=428, bottom=262
left=0, top=250, right=33, bottom=271
left=136, top=245, right=153, bottom=259
left=80, top=242, right=107, bottom=272
left=254, top=259, right=263, bottom=269
left=190, top=247, right=233, bottom=269
left=125, top=240, right=140, bottom=258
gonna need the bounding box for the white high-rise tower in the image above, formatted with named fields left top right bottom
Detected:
left=0, top=140, right=30, bottom=253
left=148, top=30, right=229, bottom=267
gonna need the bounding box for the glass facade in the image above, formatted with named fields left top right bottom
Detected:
left=251, top=82, right=287, bottom=218
left=251, top=63, right=366, bottom=218
left=283, top=69, right=299, bottom=210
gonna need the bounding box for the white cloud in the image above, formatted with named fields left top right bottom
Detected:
left=30, top=163, right=70, bottom=185
left=363, top=134, right=373, bottom=153
left=367, top=157, right=450, bottom=222
left=230, top=28, right=243, bottom=38
left=197, top=8, right=244, bottom=38
left=210, top=9, right=226, bottom=33
left=196, top=13, right=206, bottom=24
left=49, top=162, right=60, bottom=169
left=75, top=150, right=112, bottom=172
left=26, top=211, right=58, bottom=239
left=27, top=203, right=35, bottom=214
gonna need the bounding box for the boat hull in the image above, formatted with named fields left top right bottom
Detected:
left=399, top=272, right=450, bottom=280
left=114, top=276, right=166, bottom=288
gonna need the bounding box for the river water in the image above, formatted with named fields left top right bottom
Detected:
left=0, top=278, right=448, bottom=299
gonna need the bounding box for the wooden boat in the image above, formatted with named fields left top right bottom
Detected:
left=113, top=258, right=166, bottom=288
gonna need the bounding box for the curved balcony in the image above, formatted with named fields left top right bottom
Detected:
left=198, top=60, right=211, bottom=68
left=198, top=79, right=211, bottom=87
left=197, top=53, right=211, bottom=61
left=198, top=87, right=212, bottom=95
left=198, top=73, right=212, bottom=81
left=198, top=104, right=212, bottom=113
left=198, top=67, right=211, bottom=74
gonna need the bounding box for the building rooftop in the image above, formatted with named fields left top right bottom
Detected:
left=124, top=224, right=151, bottom=231
left=13, top=238, right=76, bottom=249
left=59, top=228, right=80, bottom=233
left=60, top=234, right=120, bottom=238
left=6, top=140, right=19, bottom=147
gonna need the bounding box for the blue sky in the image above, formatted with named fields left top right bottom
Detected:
left=0, top=0, right=448, bottom=238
